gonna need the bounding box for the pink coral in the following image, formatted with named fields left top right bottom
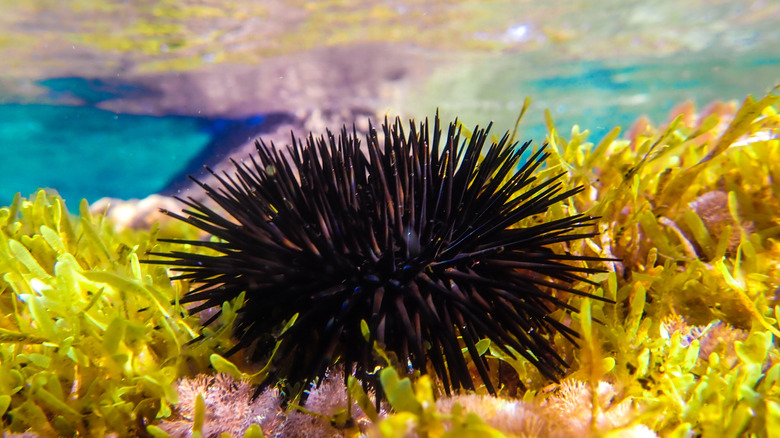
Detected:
left=160, top=373, right=283, bottom=438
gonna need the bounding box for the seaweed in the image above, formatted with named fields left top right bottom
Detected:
left=0, top=191, right=227, bottom=436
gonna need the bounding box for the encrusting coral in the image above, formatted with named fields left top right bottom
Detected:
left=661, top=314, right=749, bottom=366
left=159, top=374, right=283, bottom=438
left=277, top=368, right=383, bottom=438
left=540, top=380, right=656, bottom=438
left=160, top=369, right=383, bottom=438
left=0, top=87, right=778, bottom=437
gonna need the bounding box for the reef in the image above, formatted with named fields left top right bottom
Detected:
left=0, top=87, right=779, bottom=437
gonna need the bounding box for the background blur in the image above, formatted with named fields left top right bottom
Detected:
left=1, top=0, right=778, bottom=204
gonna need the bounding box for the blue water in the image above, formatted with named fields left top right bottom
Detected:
left=426, top=52, right=780, bottom=148
left=0, top=103, right=273, bottom=204
left=0, top=104, right=213, bottom=204
left=2, top=52, right=778, bottom=205
left=0, top=75, right=277, bottom=204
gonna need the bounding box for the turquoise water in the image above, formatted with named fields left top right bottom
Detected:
left=2, top=51, right=778, bottom=205
left=0, top=104, right=213, bottom=204
left=420, top=52, right=780, bottom=146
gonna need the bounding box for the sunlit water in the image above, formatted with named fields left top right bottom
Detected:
left=1, top=52, right=777, bottom=205
left=0, top=103, right=213, bottom=204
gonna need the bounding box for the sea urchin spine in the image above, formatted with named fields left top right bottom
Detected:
left=147, top=114, right=613, bottom=397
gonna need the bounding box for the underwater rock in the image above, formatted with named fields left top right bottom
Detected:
left=91, top=194, right=181, bottom=229
left=687, top=190, right=755, bottom=255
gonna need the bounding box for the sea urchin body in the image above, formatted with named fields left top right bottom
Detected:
left=148, top=114, right=613, bottom=396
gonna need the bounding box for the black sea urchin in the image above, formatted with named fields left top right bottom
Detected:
left=148, top=114, right=613, bottom=396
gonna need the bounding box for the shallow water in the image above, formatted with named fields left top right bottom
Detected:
left=1, top=0, right=779, bottom=204
left=416, top=50, right=780, bottom=143
left=3, top=49, right=778, bottom=204
left=0, top=103, right=213, bottom=204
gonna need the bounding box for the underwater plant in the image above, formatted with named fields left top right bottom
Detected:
left=147, top=114, right=615, bottom=398
left=0, top=191, right=215, bottom=436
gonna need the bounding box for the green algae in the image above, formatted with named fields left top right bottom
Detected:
left=0, top=191, right=226, bottom=436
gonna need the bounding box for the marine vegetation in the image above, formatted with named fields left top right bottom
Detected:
left=147, top=114, right=616, bottom=399
left=0, top=87, right=778, bottom=437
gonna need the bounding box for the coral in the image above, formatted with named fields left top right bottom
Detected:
left=158, top=368, right=382, bottom=438
left=661, top=315, right=749, bottom=366
left=435, top=394, right=547, bottom=437
left=90, top=195, right=183, bottom=230
left=276, top=368, right=378, bottom=438
left=286, top=368, right=379, bottom=434
left=431, top=380, right=655, bottom=438
left=540, top=380, right=651, bottom=437
left=159, top=374, right=282, bottom=438
left=373, top=374, right=656, bottom=437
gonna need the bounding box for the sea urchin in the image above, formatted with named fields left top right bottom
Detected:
left=148, top=114, right=613, bottom=397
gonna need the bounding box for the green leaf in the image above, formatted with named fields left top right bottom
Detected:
left=9, top=239, right=50, bottom=279
left=33, top=386, right=80, bottom=418
left=0, top=328, right=47, bottom=344
left=585, top=126, right=620, bottom=169
left=767, top=400, right=780, bottom=438
left=146, top=425, right=174, bottom=438
left=734, top=331, right=771, bottom=365
left=682, top=209, right=716, bottom=259
left=243, top=424, right=264, bottom=438
left=601, top=357, right=616, bottom=373
left=666, top=423, right=693, bottom=438
left=637, top=210, right=675, bottom=256
left=360, top=319, right=370, bottom=342
left=78, top=215, right=113, bottom=266
left=580, top=298, right=593, bottom=346
left=192, top=393, right=206, bottom=438
left=0, top=395, right=10, bottom=416
left=40, top=225, right=66, bottom=255
left=210, top=354, right=244, bottom=380
left=26, top=295, right=57, bottom=340
left=379, top=412, right=417, bottom=437
left=704, top=91, right=779, bottom=163
left=685, top=113, right=720, bottom=141
left=348, top=375, right=379, bottom=422
left=379, top=367, right=421, bottom=415
left=475, top=338, right=490, bottom=356
left=103, top=316, right=126, bottom=355
left=508, top=96, right=532, bottom=145
left=627, top=283, right=646, bottom=338
left=27, top=353, right=52, bottom=369
left=442, top=412, right=506, bottom=438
